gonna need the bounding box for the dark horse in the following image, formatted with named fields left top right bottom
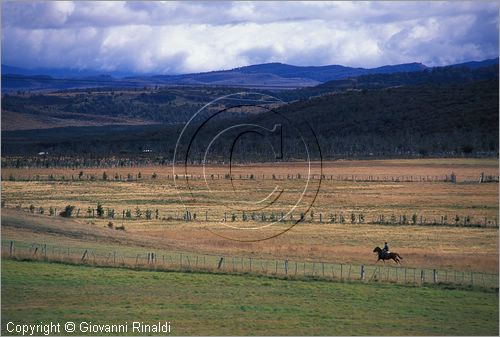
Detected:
left=373, top=247, right=403, bottom=264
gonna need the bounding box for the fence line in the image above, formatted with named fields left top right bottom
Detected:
left=3, top=172, right=499, bottom=183
left=3, top=240, right=498, bottom=289
left=5, top=206, right=499, bottom=228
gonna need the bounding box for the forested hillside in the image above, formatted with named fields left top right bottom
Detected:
left=2, top=79, right=497, bottom=164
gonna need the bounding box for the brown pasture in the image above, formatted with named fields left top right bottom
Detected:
left=1, top=159, right=498, bottom=273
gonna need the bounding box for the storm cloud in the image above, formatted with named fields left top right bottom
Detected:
left=2, top=1, right=498, bottom=74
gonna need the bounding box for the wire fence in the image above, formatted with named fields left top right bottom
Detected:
left=5, top=206, right=499, bottom=229
left=3, top=240, right=498, bottom=289
left=3, top=172, right=500, bottom=183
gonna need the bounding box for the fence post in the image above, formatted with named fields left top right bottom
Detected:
left=433, top=269, right=437, bottom=283
left=9, top=241, right=13, bottom=257
left=217, top=257, right=224, bottom=270
left=285, top=259, right=288, bottom=275
left=470, top=272, right=474, bottom=286
left=81, top=250, right=88, bottom=262
left=360, top=265, right=365, bottom=280
left=340, top=264, right=343, bottom=279
left=421, top=270, right=425, bottom=284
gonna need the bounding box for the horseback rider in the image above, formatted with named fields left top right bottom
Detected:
left=382, top=242, right=390, bottom=257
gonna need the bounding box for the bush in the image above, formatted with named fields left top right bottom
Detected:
left=115, top=224, right=125, bottom=231
left=96, top=202, right=104, bottom=217
left=107, top=221, right=114, bottom=229
left=106, top=208, right=115, bottom=219
left=60, top=205, right=75, bottom=217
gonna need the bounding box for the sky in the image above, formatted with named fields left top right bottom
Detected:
left=2, top=1, right=499, bottom=74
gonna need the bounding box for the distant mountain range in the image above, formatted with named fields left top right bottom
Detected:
left=1, top=58, right=498, bottom=91
left=149, top=61, right=427, bottom=86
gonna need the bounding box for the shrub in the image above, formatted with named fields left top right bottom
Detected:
left=60, top=205, right=75, bottom=217
left=107, top=208, right=115, bottom=219
left=96, top=202, right=104, bottom=217
left=107, top=221, right=114, bottom=229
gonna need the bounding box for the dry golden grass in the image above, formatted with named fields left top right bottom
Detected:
left=2, top=208, right=498, bottom=273
left=2, top=159, right=498, bottom=273
left=3, top=158, right=498, bottom=180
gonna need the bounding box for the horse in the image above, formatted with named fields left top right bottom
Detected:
left=373, top=246, right=403, bottom=264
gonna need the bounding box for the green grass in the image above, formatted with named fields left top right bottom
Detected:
left=2, top=260, right=498, bottom=336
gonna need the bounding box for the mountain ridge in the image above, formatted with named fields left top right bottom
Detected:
left=2, top=58, right=498, bottom=92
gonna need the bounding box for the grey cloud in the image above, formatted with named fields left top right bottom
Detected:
left=1, top=1, right=498, bottom=73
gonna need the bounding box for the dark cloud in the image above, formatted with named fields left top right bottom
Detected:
left=2, top=1, right=498, bottom=73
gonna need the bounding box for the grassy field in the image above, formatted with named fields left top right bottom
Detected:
left=1, top=159, right=499, bottom=336
left=2, top=159, right=498, bottom=273
left=2, top=208, right=498, bottom=273
left=2, top=259, right=498, bottom=336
